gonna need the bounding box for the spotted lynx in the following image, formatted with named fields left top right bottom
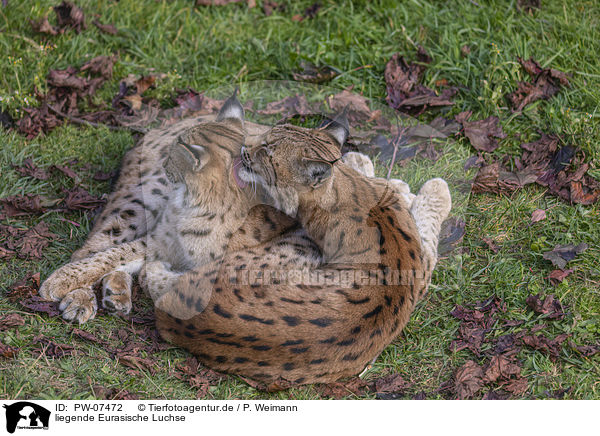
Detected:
left=40, top=93, right=450, bottom=386
left=39, top=94, right=298, bottom=323
left=39, top=94, right=387, bottom=324
left=153, top=108, right=451, bottom=386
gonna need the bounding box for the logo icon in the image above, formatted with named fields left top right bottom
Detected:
left=3, top=402, right=50, bottom=434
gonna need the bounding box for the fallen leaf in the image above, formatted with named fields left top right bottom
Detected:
left=0, top=246, right=16, bottom=260
left=30, top=16, right=59, bottom=35
left=315, top=378, right=368, bottom=399
left=482, top=237, right=499, bottom=253
left=19, top=222, right=57, bottom=259
left=16, top=103, right=62, bottom=139
left=303, top=2, right=321, bottom=19
left=542, top=243, right=588, bottom=269
left=494, top=334, right=519, bottom=355
left=6, top=272, right=41, bottom=301
left=373, top=373, right=410, bottom=394
left=134, top=75, right=156, bottom=95
left=80, top=55, right=116, bottom=79
left=0, top=341, right=19, bottom=359
left=472, top=162, right=538, bottom=195
left=570, top=180, right=600, bottom=205
left=385, top=51, right=455, bottom=114
left=455, top=360, right=484, bottom=399
left=0, top=194, right=58, bottom=217
left=34, top=336, right=75, bottom=358
left=0, top=110, right=14, bottom=129
left=93, top=169, right=117, bottom=181
left=8, top=273, right=61, bottom=317
left=0, top=313, right=25, bottom=331
left=450, top=323, right=486, bottom=356
left=47, top=67, right=87, bottom=90
left=482, top=390, right=510, bottom=400
left=50, top=163, right=80, bottom=181
left=507, top=57, right=569, bottom=112
left=174, top=357, right=226, bottom=396
left=526, top=293, right=565, bottom=320
left=502, top=377, right=528, bottom=395
left=459, top=115, right=507, bottom=153
left=568, top=341, right=600, bottom=357
left=438, top=217, right=466, bottom=257
left=118, top=354, right=157, bottom=374
left=91, top=384, right=138, bottom=400
left=483, top=355, right=522, bottom=383
left=13, top=158, right=49, bottom=180
left=548, top=269, right=573, bottom=285
left=71, top=328, right=106, bottom=345
left=53, top=1, right=86, bottom=33
left=530, top=208, right=546, bottom=223
left=62, top=187, right=106, bottom=211
left=257, top=94, right=313, bottom=119
left=262, top=1, right=285, bottom=15
left=124, top=94, right=143, bottom=111
left=327, top=89, right=372, bottom=124
left=521, top=333, right=568, bottom=359
left=92, top=19, right=118, bottom=35
left=292, top=61, right=338, bottom=84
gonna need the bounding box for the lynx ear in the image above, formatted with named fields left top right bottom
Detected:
left=303, top=159, right=333, bottom=188
left=163, top=136, right=208, bottom=183
left=322, top=107, right=349, bottom=146
left=216, top=88, right=245, bottom=124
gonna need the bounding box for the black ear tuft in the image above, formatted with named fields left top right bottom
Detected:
left=322, top=106, right=349, bottom=146
left=304, top=160, right=333, bottom=187
left=217, top=88, right=245, bottom=123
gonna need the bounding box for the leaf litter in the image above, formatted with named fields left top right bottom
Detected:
left=448, top=294, right=582, bottom=399
left=507, top=57, right=570, bottom=112
left=385, top=48, right=456, bottom=115
left=7, top=272, right=60, bottom=317
left=471, top=133, right=600, bottom=205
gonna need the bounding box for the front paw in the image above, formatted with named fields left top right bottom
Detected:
left=39, top=270, right=77, bottom=302
left=101, top=271, right=133, bottom=315
left=59, top=288, right=98, bottom=324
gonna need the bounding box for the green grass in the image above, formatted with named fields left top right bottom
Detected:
left=1, top=0, right=599, bottom=399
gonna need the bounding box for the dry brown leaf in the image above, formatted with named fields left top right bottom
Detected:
left=0, top=313, right=25, bottom=331
left=455, top=360, right=484, bottom=399
left=0, top=341, right=19, bottom=360
left=548, top=269, right=573, bottom=285
left=530, top=208, right=547, bottom=223
left=525, top=293, right=565, bottom=319
left=93, top=19, right=118, bottom=35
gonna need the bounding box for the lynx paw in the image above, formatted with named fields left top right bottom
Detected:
left=59, top=287, right=98, bottom=324
left=418, top=178, right=452, bottom=220
left=389, top=178, right=416, bottom=207
left=139, top=261, right=178, bottom=301
left=39, top=270, right=78, bottom=302
left=101, top=271, right=132, bottom=314
left=342, top=152, right=375, bottom=178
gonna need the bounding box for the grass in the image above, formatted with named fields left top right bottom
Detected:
left=1, top=0, right=599, bottom=399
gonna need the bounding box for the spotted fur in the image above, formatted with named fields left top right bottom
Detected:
left=154, top=114, right=451, bottom=387
left=39, top=95, right=297, bottom=323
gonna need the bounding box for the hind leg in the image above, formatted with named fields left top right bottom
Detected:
left=342, top=152, right=416, bottom=206
left=410, top=178, right=452, bottom=297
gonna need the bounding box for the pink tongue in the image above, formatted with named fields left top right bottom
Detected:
left=233, top=157, right=248, bottom=188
